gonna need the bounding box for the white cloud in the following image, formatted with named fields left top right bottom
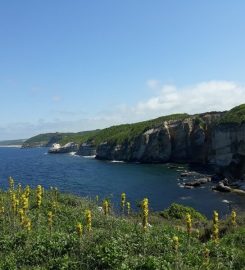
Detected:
left=132, top=80, right=245, bottom=117
left=1, top=80, right=245, bottom=140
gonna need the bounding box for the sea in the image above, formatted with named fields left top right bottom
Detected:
left=0, top=146, right=244, bottom=218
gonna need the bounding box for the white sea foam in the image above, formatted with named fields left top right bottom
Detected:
left=222, top=199, right=231, bottom=204
left=82, top=155, right=96, bottom=159
left=110, top=160, right=125, bottom=163
left=180, top=196, right=191, bottom=200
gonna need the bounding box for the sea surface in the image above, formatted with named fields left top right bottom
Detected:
left=0, top=147, right=244, bottom=218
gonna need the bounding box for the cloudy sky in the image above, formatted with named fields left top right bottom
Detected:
left=0, top=1, right=245, bottom=140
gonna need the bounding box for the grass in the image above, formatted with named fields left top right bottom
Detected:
left=219, top=104, right=245, bottom=125
left=0, top=178, right=244, bottom=270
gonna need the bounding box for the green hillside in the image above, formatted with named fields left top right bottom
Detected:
left=0, top=178, right=244, bottom=269
left=23, top=104, right=245, bottom=148
left=219, top=104, right=245, bottom=125
left=23, top=113, right=189, bottom=148
left=22, top=130, right=100, bottom=148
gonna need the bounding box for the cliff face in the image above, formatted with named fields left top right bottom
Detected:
left=96, top=113, right=245, bottom=180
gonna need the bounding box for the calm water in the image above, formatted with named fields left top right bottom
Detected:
left=0, top=147, right=244, bottom=218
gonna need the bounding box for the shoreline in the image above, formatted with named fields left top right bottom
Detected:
left=0, top=145, right=22, bottom=148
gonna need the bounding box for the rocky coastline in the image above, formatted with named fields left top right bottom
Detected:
left=24, top=105, right=245, bottom=194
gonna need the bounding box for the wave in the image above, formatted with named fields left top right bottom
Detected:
left=82, top=155, right=96, bottom=159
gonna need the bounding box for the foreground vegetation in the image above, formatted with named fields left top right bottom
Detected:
left=0, top=178, right=244, bottom=270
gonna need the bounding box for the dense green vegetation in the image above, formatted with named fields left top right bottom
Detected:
left=23, top=113, right=189, bottom=148
left=160, top=203, right=207, bottom=222
left=81, top=114, right=189, bottom=146
left=219, top=104, right=245, bottom=125
left=22, top=131, right=99, bottom=148
left=23, top=104, right=245, bottom=148
left=0, top=179, right=244, bottom=270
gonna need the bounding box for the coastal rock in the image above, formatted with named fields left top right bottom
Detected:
left=77, top=143, right=96, bottom=156
left=212, top=181, right=232, bottom=192
left=184, top=178, right=210, bottom=188
left=48, top=142, right=78, bottom=154
left=95, top=113, right=245, bottom=180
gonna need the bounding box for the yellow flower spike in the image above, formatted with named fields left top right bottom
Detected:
left=76, top=223, right=83, bottom=238
left=48, top=211, right=53, bottom=226
left=126, top=202, right=131, bottom=215
left=213, top=211, right=219, bottom=224
left=19, top=209, right=24, bottom=224
left=186, top=213, right=192, bottom=236
left=85, top=210, right=92, bottom=232
left=25, top=185, right=30, bottom=198
left=121, top=192, right=126, bottom=212
left=212, top=210, right=219, bottom=244
left=8, top=177, right=14, bottom=190
left=17, top=183, right=22, bottom=194
left=26, top=220, right=31, bottom=232
left=172, top=236, right=179, bottom=252
left=103, top=200, right=109, bottom=216
left=141, top=198, right=149, bottom=231
left=95, top=195, right=99, bottom=202
left=36, top=185, right=42, bottom=208
left=21, top=194, right=29, bottom=213
left=0, top=206, right=4, bottom=215
left=203, top=247, right=210, bottom=265
left=231, top=210, right=237, bottom=226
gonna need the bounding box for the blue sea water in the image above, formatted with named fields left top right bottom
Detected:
left=0, top=147, right=244, bottom=218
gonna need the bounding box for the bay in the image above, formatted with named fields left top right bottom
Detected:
left=0, top=147, right=244, bottom=218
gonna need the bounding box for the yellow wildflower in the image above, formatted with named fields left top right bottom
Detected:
left=186, top=213, right=192, bottom=236
left=76, top=222, right=83, bottom=237
left=231, top=210, right=237, bottom=226
left=8, top=177, right=14, bottom=190
left=103, top=200, right=109, bottom=215
left=142, top=198, right=149, bottom=231
left=85, top=210, right=92, bottom=232
left=36, top=185, right=42, bottom=208
left=121, top=192, right=126, bottom=212
left=19, top=209, right=24, bottom=224
left=212, top=210, right=219, bottom=244
left=172, top=236, right=179, bottom=252
left=127, top=202, right=131, bottom=215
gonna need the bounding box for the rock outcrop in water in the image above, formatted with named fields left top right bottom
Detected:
left=48, top=142, right=78, bottom=154
left=77, top=143, right=96, bottom=156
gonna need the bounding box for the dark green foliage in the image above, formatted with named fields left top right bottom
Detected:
left=23, top=113, right=189, bottom=148
left=23, top=104, right=245, bottom=149
left=22, top=130, right=100, bottom=147
left=219, top=104, right=245, bottom=125
left=160, top=203, right=207, bottom=221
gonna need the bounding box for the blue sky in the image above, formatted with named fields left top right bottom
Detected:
left=0, top=1, right=245, bottom=139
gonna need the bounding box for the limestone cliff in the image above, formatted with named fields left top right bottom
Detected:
left=95, top=110, right=245, bottom=180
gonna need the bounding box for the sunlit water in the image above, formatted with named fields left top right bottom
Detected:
left=0, top=147, right=244, bottom=218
